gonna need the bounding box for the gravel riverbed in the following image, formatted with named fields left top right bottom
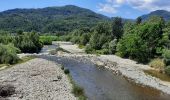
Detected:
left=0, top=58, right=76, bottom=100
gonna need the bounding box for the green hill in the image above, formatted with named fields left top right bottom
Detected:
left=141, top=10, right=170, bottom=21
left=0, top=5, right=109, bottom=34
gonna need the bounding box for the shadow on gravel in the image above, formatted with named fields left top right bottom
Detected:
left=0, top=84, right=15, bottom=99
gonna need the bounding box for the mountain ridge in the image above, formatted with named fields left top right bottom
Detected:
left=0, top=5, right=109, bottom=33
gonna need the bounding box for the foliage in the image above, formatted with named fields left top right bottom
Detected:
left=64, top=69, right=70, bottom=74
left=0, top=5, right=108, bottom=33
left=163, top=49, right=170, bottom=65
left=14, top=32, right=43, bottom=53
left=136, top=17, right=142, bottom=24
left=40, top=36, right=59, bottom=45
left=165, top=66, right=170, bottom=76
left=88, top=22, right=112, bottom=50
left=117, top=16, right=164, bottom=63
left=80, top=33, right=90, bottom=45
left=112, top=17, right=123, bottom=39
left=149, top=58, right=165, bottom=72
left=108, top=39, right=117, bottom=54
left=0, top=44, right=20, bottom=64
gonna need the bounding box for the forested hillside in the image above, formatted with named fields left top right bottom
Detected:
left=0, top=5, right=108, bottom=34
left=141, top=10, right=170, bottom=21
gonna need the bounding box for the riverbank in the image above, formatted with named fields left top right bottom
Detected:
left=0, top=58, right=76, bottom=100
left=56, top=41, right=170, bottom=95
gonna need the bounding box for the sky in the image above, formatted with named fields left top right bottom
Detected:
left=0, top=0, right=169, bottom=19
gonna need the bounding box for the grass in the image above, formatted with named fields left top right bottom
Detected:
left=78, top=44, right=85, bottom=49
left=68, top=74, right=87, bottom=100
left=61, top=66, right=86, bottom=100
left=149, top=58, right=165, bottom=72
left=144, top=70, right=170, bottom=82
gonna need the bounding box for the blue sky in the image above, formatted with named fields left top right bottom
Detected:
left=0, top=0, right=169, bottom=19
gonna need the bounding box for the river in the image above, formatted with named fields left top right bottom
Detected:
left=39, top=45, right=170, bottom=100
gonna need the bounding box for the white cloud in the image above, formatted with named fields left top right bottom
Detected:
left=98, top=3, right=117, bottom=14
left=98, top=0, right=170, bottom=14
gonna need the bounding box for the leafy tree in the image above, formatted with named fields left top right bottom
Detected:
left=112, top=17, right=123, bottom=39
left=89, top=22, right=111, bottom=50
left=136, top=17, right=142, bottom=24
left=80, top=33, right=90, bottom=45
left=14, top=32, right=43, bottom=53
left=117, top=16, right=164, bottom=63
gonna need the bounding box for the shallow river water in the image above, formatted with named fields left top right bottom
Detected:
left=39, top=54, right=170, bottom=100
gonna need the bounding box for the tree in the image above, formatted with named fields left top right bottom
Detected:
left=117, top=16, right=164, bottom=63
left=80, top=33, right=89, bottom=45
left=89, top=22, right=111, bottom=50
left=112, top=17, right=123, bottom=39
left=136, top=17, right=142, bottom=24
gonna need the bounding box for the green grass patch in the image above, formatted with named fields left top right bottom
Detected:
left=144, top=70, right=170, bottom=82
left=78, top=44, right=85, bottom=49
left=68, top=75, right=87, bottom=100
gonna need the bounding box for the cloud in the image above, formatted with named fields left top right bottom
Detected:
left=98, top=3, right=117, bottom=14
left=98, top=0, right=170, bottom=14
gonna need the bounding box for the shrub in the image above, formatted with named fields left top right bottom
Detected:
left=149, top=58, right=165, bottom=72
left=64, top=69, right=70, bottom=74
left=85, top=45, right=94, bottom=54
left=14, top=32, right=43, bottom=53
left=165, top=66, right=170, bottom=76
left=163, top=49, right=170, bottom=59
left=163, top=49, right=170, bottom=65
left=72, top=84, right=84, bottom=97
left=40, top=36, right=59, bottom=45
left=61, top=66, right=64, bottom=70
left=108, top=39, right=117, bottom=54
left=0, top=44, right=20, bottom=64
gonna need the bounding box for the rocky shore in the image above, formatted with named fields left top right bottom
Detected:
left=0, top=58, right=76, bottom=100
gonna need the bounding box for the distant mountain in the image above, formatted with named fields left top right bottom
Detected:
left=141, top=10, right=170, bottom=21
left=0, top=5, right=109, bottom=33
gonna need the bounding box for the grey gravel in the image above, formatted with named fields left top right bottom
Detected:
left=0, top=58, right=76, bottom=100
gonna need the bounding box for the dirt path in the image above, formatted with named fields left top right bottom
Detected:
left=0, top=58, right=76, bottom=100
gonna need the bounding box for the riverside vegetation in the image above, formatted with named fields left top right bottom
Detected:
left=0, top=30, right=43, bottom=65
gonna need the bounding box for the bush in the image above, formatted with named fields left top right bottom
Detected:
left=72, top=84, right=85, bottom=98
left=85, top=45, right=94, bottom=54
left=61, top=66, right=64, bottom=70
left=0, top=44, right=20, bottom=64
left=14, top=32, right=43, bottom=53
left=149, top=58, right=165, bottom=72
left=108, top=39, right=117, bottom=54
left=64, top=69, right=70, bottom=74
left=165, top=66, right=170, bottom=76
left=163, top=49, right=170, bottom=59
left=163, top=49, right=170, bottom=65
left=40, top=36, right=59, bottom=45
